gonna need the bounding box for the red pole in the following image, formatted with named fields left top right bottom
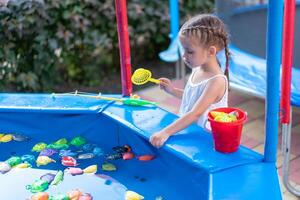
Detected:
left=281, top=0, right=295, bottom=123
left=115, top=0, right=132, bottom=96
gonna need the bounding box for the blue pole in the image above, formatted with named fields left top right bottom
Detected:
left=169, top=0, right=179, bottom=42
left=264, top=0, right=284, bottom=162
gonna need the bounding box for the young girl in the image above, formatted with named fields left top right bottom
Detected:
left=150, top=14, right=230, bottom=148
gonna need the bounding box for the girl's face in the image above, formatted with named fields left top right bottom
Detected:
left=180, top=36, right=210, bottom=69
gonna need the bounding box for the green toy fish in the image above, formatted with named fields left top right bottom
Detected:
left=32, top=143, right=47, bottom=152
left=102, top=162, right=116, bottom=171
left=26, top=179, right=49, bottom=193
left=50, top=170, right=64, bottom=186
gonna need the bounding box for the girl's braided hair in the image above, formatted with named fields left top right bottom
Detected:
left=179, top=14, right=230, bottom=82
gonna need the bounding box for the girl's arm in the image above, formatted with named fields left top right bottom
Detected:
left=150, top=77, right=226, bottom=148
left=159, top=78, right=184, bottom=99
left=171, top=87, right=184, bottom=99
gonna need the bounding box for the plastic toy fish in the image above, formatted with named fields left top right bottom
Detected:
left=12, top=134, right=31, bottom=142
left=47, top=143, right=69, bottom=150
left=49, top=194, right=69, bottom=200
left=65, top=167, right=83, bottom=176
left=78, top=193, right=92, bottom=200
left=59, top=150, right=78, bottom=157
left=137, top=155, right=155, bottom=161
left=26, top=179, right=49, bottom=193
left=113, top=145, right=132, bottom=153
left=67, top=189, right=82, bottom=200
left=31, top=192, right=49, bottom=200
left=0, top=133, right=4, bottom=138
left=36, top=156, right=56, bottom=167
left=40, top=173, right=56, bottom=184
left=210, top=111, right=238, bottom=122
left=6, top=156, right=22, bottom=167
left=0, top=134, right=13, bottom=142
left=70, top=136, right=87, bottom=147
left=83, top=165, right=97, bottom=174
left=77, top=153, right=94, bottom=160
left=32, top=143, right=48, bottom=152
left=102, top=162, right=116, bottom=171
left=123, top=152, right=135, bottom=160
left=55, top=138, right=68, bottom=145
left=125, top=191, right=144, bottom=200
left=0, top=162, right=11, bottom=173
left=105, top=153, right=123, bottom=160
left=44, top=138, right=68, bottom=150
left=61, top=156, right=77, bottom=167
left=39, top=148, right=58, bottom=157
left=21, top=154, right=36, bottom=164
left=50, top=170, right=64, bottom=186
left=92, top=147, right=103, bottom=156
left=82, top=143, right=96, bottom=152
left=15, top=163, right=31, bottom=168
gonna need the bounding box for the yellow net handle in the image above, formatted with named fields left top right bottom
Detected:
left=148, top=78, right=160, bottom=84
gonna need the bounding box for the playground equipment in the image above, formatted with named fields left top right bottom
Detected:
left=160, top=0, right=300, bottom=197
left=0, top=0, right=293, bottom=199
left=280, top=0, right=300, bottom=196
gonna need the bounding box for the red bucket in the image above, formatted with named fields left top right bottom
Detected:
left=208, top=107, right=247, bottom=153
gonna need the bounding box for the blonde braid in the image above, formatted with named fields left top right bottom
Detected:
left=180, top=14, right=231, bottom=85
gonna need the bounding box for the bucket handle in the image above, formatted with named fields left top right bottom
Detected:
left=204, top=119, right=211, bottom=132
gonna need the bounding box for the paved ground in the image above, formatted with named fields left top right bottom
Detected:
left=137, top=78, right=300, bottom=200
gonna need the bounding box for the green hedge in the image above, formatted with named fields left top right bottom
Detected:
left=0, top=0, right=214, bottom=91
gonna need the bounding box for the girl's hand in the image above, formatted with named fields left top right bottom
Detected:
left=159, top=78, right=174, bottom=95
left=149, top=131, right=170, bottom=148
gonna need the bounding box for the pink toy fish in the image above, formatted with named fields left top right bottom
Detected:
left=79, top=193, right=93, bottom=200
left=68, top=189, right=82, bottom=200
left=61, top=156, right=77, bottom=167
left=123, top=152, right=135, bottom=160
left=65, top=167, right=83, bottom=176
left=137, top=155, right=155, bottom=161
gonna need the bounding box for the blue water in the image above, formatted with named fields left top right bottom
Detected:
left=0, top=138, right=191, bottom=199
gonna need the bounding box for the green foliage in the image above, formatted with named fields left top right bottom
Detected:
left=0, top=0, right=214, bottom=92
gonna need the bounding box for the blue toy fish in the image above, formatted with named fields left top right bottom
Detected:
left=21, top=154, right=35, bottom=164
left=93, top=147, right=104, bottom=156
left=39, top=148, right=58, bottom=157
left=105, top=153, right=123, bottom=160
left=12, top=134, right=31, bottom=142
left=59, top=149, right=78, bottom=157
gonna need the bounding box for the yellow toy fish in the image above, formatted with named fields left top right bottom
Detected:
left=15, top=163, right=32, bottom=169
left=0, top=134, right=13, bottom=142
left=83, top=165, right=97, bottom=174
left=125, top=191, right=144, bottom=200
left=36, top=156, right=56, bottom=167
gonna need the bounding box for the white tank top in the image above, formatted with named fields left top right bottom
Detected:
left=179, top=69, right=228, bottom=129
